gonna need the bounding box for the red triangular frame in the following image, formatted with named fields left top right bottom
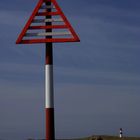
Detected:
left=16, top=0, right=80, bottom=44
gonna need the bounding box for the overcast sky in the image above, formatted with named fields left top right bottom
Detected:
left=0, top=0, right=140, bottom=140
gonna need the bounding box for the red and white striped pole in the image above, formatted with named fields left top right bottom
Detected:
left=16, top=0, right=80, bottom=139
left=45, top=44, right=55, bottom=140
left=45, top=1, right=55, bottom=140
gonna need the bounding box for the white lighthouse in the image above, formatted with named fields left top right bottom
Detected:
left=119, top=128, right=123, bottom=138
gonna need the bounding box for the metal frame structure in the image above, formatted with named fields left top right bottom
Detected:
left=16, top=0, right=80, bottom=44
left=16, top=0, right=80, bottom=140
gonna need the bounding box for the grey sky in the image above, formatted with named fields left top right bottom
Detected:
left=0, top=0, right=140, bottom=140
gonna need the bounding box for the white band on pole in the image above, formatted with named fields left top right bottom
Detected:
left=45, top=65, right=54, bottom=108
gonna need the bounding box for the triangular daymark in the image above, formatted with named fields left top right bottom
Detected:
left=16, top=0, right=80, bottom=44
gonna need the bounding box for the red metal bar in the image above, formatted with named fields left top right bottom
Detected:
left=36, top=11, right=60, bottom=16
left=16, top=0, right=80, bottom=44
left=20, top=38, right=78, bottom=44
left=16, top=0, right=43, bottom=44
left=52, top=0, right=80, bottom=42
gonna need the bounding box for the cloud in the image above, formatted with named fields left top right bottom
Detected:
left=0, top=10, right=28, bottom=26
left=0, top=61, right=44, bottom=86
left=54, top=66, right=140, bottom=86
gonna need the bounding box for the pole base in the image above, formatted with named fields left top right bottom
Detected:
left=46, top=108, right=55, bottom=140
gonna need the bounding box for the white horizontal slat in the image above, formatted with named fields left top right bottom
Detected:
left=32, top=18, right=63, bottom=23
left=41, top=5, right=55, bottom=9
left=25, top=31, right=71, bottom=37
left=32, top=19, right=44, bottom=23
left=38, top=31, right=71, bottom=36
left=45, top=18, right=63, bottom=22
left=25, top=33, right=38, bottom=37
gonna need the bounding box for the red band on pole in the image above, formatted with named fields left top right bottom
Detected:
left=46, top=44, right=53, bottom=65
left=46, top=108, right=55, bottom=140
